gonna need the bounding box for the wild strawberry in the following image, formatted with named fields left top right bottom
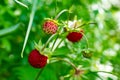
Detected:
left=82, top=51, right=92, bottom=58
left=28, top=49, right=48, bottom=68
left=67, top=30, right=83, bottom=43
left=43, top=20, right=58, bottom=34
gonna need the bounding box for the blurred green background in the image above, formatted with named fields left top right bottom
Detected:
left=0, top=0, right=120, bottom=80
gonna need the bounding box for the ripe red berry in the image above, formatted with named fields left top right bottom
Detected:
left=67, top=30, right=83, bottom=42
left=43, top=20, right=58, bottom=34
left=28, top=49, right=48, bottom=68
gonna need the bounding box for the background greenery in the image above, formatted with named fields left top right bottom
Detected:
left=0, top=0, right=120, bottom=80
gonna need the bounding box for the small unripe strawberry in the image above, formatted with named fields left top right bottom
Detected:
left=28, top=49, right=48, bottom=68
left=82, top=51, right=92, bottom=58
left=43, top=20, right=58, bottom=34
left=67, top=30, right=83, bottom=43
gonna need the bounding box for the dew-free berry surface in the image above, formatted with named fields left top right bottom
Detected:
left=43, top=20, right=58, bottom=34
left=67, top=31, right=83, bottom=42
left=28, top=49, right=48, bottom=68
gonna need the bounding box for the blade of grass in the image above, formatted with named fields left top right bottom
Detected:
left=14, top=0, right=29, bottom=9
left=0, top=23, right=21, bottom=37
left=21, top=0, right=38, bottom=58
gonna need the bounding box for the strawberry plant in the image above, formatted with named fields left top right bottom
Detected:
left=0, top=0, right=119, bottom=80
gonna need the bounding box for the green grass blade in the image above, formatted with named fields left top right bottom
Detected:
left=21, top=0, right=38, bottom=58
left=0, top=23, right=20, bottom=37
left=14, top=0, right=29, bottom=9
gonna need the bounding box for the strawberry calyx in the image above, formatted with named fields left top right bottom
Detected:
left=44, top=18, right=59, bottom=24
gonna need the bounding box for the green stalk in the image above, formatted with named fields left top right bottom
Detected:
left=41, top=33, right=57, bottom=52
left=21, top=0, right=38, bottom=58
left=54, top=9, right=68, bottom=20
left=54, top=38, right=64, bottom=51
left=51, top=34, right=59, bottom=51
left=51, top=58, right=77, bottom=71
left=35, top=68, right=44, bottom=80
left=51, top=9, right=68, bottom=51
left=80, top=32, right=89, bottom=49
left=77, top=22, right=97, bottom=28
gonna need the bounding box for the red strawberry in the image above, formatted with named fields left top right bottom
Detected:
left=28, top=49, right=48, bottom=68
left=67, top=30, right=83, bottom=42
left=43, top=20, right=58, bottom=34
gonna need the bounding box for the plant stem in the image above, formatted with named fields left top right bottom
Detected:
left=80, top=32, right=89, bottom=49
left=51, top=34, right=59, bottom=51
left=78, top=23, right=87, bottom=28
left=51, top=25, right=65, bottom=51
left=52, top=58, right=77, bottom=71
left=54, top=9, right=68, bottom=20
left=35, top=68, right=44, bottom=80
left=41, top=34, right=57, bottom=52
left=77, top=22, right=97, bottom=28
left=87, top=22, right=97, bottom=25
left=54, top=38, right=64, bottom=51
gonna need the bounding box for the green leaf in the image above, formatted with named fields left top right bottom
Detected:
left=14, top=66, right=38, bottom=80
